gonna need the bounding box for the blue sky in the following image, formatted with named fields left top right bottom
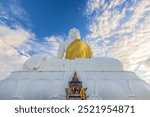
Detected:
left=1, top=0, right=88, bottom=38
left=0, top=0, right=150, bottom=79
left=22, top=0, right=88, bottom=38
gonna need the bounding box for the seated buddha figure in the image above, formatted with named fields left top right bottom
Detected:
left=57, top=28, right=92, bottom=59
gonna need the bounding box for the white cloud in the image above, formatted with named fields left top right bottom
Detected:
left=86, top=0, right=102, bottom=15
left=0, top=0, right=31, bottom=27
left=0, top=24, right=65, bottom=80
left=0, top=25, right=34, bottom=80
left=85, top=0, right=150, bottom=79
left=86, top=0, right=128, bottom=40
left=0, top=26, right=32, bottom=47
left=85, top=0, right=128, bottom=56
left=10, top=3, right=29, bottom=21
left=29, top=35, right=64, bottom=57
left=0, top=0, right=33, bottom=80
left=0, top=0, right=65, bottom=80
left=44, top=36, right=64, bottom=56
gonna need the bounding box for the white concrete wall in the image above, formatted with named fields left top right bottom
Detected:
left=0, top=70, right=150, bottom=100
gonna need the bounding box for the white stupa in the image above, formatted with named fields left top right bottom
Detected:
left=0, top=28, right=150, bottom=100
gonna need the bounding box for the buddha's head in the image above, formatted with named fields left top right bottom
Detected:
left=68, top=28, right=81, bottom=40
